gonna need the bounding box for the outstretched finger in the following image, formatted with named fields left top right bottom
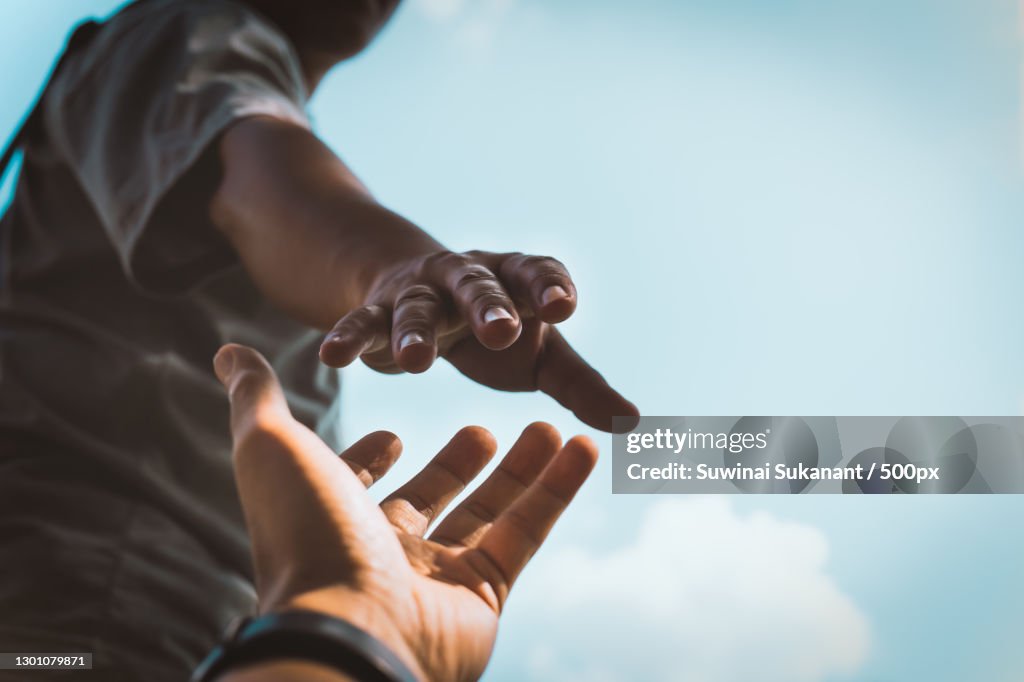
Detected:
left=429, top=252, right=521, bottom=351
left=499, top=253, right=577, bottom=323
left=390, top=285, right=443, bottom=374
left=214, top=344, right=404, bottom=604
left=536, top=329, right=639, bottom=433
left=319, top=304, right=391, bottom=368
left=467, top=435, right=598, bottom=608
left=380, top=426, right=497, bottom=536
left=339, top=431, right=404, bottom=488
left=430, top=422, right=562, bottom=548
left=215, top=343, right=292, bottom=439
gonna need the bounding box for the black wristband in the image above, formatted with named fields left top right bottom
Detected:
left=190, top=609, right=420, bottom=682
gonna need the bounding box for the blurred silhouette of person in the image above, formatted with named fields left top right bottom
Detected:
left=0, top=0, right=636, bottom=679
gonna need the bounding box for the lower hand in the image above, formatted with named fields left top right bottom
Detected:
left=213, top=343, right=598, bottom=681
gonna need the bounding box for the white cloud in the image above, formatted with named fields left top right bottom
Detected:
left=520, top=498, right=870, bottom=682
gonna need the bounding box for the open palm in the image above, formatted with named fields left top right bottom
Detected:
left=214, top=344, right=597, bottom=681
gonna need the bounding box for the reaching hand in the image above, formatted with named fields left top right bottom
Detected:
left=213, top=343, right=598, bottom=681
left=317, top=250, right=638, bottom=432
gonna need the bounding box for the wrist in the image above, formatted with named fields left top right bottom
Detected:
left=196, top=605, right=424, bottom=682
left=280, top=588, right=427, bottom=682
left=215, top=659, right=358, bottom=682
left=342, top=203, right=444, bottom=305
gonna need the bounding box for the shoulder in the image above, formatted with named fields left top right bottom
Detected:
left=45, top=0, right=308, bottom=123
left=61, top=0, right=303, bottom=89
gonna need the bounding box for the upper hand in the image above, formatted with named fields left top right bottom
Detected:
left=213, top=343, right=598, bottom=681
left=317, top=250, right=638, bottom=432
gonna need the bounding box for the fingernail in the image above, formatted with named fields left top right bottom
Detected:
left=483, top=307, right=513, bottom=324
left=541, top=285, right=569, bottom=307
left=213, top=347, right=236, bottom=386
left=399, top=332, right=425, bottom=351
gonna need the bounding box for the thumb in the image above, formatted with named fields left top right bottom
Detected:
left=214, top=343, right=291, bottom=440
left=536, top=330, right=639, bottom=433
left=212, top=344, right=403, bottom=608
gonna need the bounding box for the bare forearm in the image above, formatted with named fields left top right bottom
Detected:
left=208, top=117, right=635, bottom=430
left=210, top=116, right=442, bottom=329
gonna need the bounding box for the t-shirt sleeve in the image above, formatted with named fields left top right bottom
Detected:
left=43, top=0, right=310, bottom=294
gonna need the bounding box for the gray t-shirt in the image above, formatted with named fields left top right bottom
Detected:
left=0, top=1, right=340, bottom=678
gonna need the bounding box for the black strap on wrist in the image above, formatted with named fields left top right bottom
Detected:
left=190, top=609, right=420, bottom=682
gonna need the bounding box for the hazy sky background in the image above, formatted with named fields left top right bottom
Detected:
left=2, top=0, right=1023, bottom=680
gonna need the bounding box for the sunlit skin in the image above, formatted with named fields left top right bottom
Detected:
left=212, top=344, right=599, bottom=682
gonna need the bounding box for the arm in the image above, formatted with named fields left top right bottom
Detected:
left=210, top=116, right=441, bottom=330
left=210, top=116, right=638, bottom=431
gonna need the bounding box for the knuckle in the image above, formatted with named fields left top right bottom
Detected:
left=463, top=499, right=498, bottom=524
left=452, top=264, right=498, bottom=293
left=337, top=306, right=378, bottom=333
left=527, top=255, right=568, bottom=275
left=531, top=268, right=571, bottom=286
left=392, top=315, right=433, bottom=336
left=467, top=286, right=508, bottom=309
left=500, top=251, right=527, bottom=268
left=394, top=284, right=442, bottom=310
left=519, top=254, right=550, bottom=269
left=333, top=317, right=362, bottom=337
left=425, top=250, right=472, bottom=274
left=504, top=508, right=545, bottom=547
left=500, top=253, right=568, bottom=284
left=227, top=368, right=268, bottom=405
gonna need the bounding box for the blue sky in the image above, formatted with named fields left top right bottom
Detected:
left=2, top=0, right=1023, bottom=680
